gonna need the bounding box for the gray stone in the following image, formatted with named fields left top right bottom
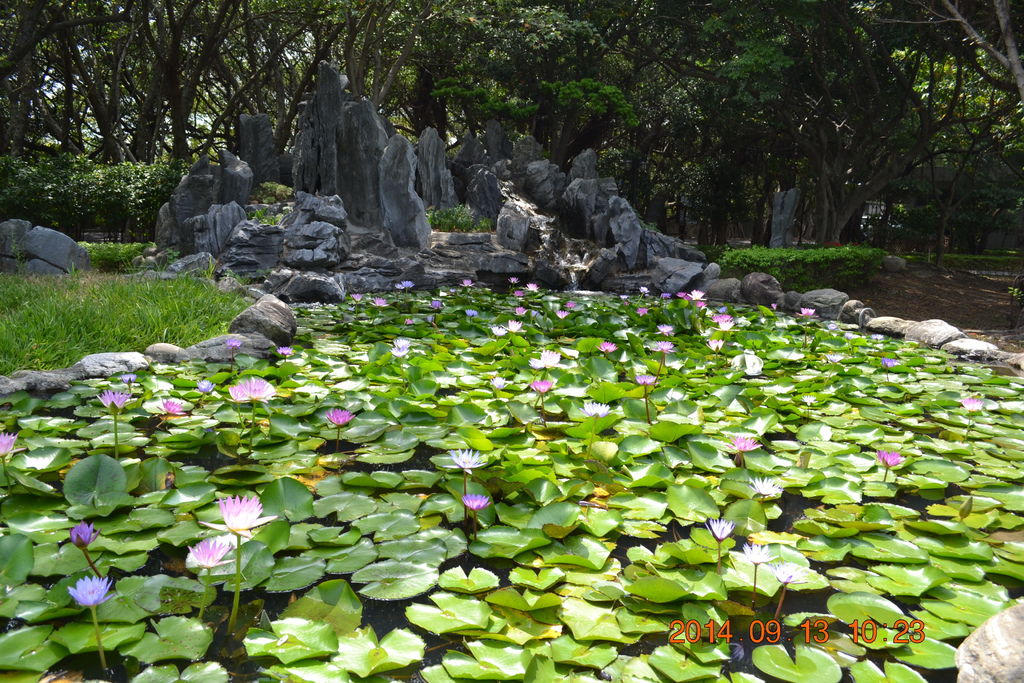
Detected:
left=492, top=158, right=512, bottom=181
left=956, top=603, right=1024, bottom=683
left=218, top=220, right=284, bottom=276
left=569, top=149, right=598, bottom=181
left=3, top=369, right=78, bottom=395
left=266, top=269, right=346, bottom=303
left=292, top=62, right=350, bottom=197
left=239, top=113, right=279, bottom=187
left=496, top=200, right=533, bottom=252
left=216, top=276, right=247, bottom=295
left=580, top=246, right=621, bottom=290
left=561, top=177, right=618, bottom=242
left=70, top=352, right=149, bottom=379
left=641, top=231, right=705, bottom=268
left=691, top=262, right=721, bottom=292
left=184, top=333, right=276, bottom=362
left=217, top=150, right=253, bottom=208
left=882, top=254, right=907, bottom=273
left=166, top=156, right=220, bottom=250
left=484, top=120, right=512, bottom=162
left=452, top=133, right=489, bottom=175
left=769, top=188, right=800, bottom=248
left=531, top=255, right=569, bottom=289
left=0, top=218, right=31, bottom=257
left=706, top=277, right=742, bottom=302
left=423, top=232, right=529, bottom=278
left=866, top=316, right=915, bottom=337
left=282, top=220, right=349, bottom=270
left=154, top=202, right=176, bottom=251
left=740, top=272, right=784, bottom=307
left=25, top=259, right=66, bottom=275
left=167, top=252, right=214, bottom=275
left=246, top=287, right=267, bottom=300
left=286, top=192, right=348, bottom=230
left=606, top=197, right=645, bottom=271
left=904, top=319, right=966, bottom=348
left=416, top=127, right=457, bottom=209
left=782, top=290, right=803, bottom=313
left=346, top=224, right=398, bottom=259
left=337, top=99, right=390, bottom=226
left=378, top=134, right=431, bottom=248
left=145, top=342, right=188, bottom=364
left=798, top=288, right=849, bottom=320
left=0, top=256, right=19, bottom=273
left=228, top=294, right=296, bottom=346
left=839, top=299, right=866, bottom=324
left=652, top=257, right=704, bottom=293
left=941, top=338, right=1008, bottom=363
left=858, top=307, right=877, bottom=329
left=188, top=202, right=246, bottom=257
left=523, top=160, right=567, bottom=211
left=465, top=165, right=503, bottom=222
left=21, top=227, right=90, bottom=273
left=511, top=136, right=543, bottom=177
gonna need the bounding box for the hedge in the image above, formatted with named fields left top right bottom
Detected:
left=718, top=245, right=885, bottom=291
left=0, top=155, right=186, bottom=242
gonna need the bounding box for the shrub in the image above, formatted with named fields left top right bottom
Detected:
left=80, top=242, right=153, bottom=272
left=427, top=205, right=493, bottom=232
left=0, top=155, right=186, bottom=241
left=251, top=182, right=292, bottom=204
left=719, top=245, right=885, bottom=291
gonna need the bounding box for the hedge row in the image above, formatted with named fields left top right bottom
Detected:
left=0, top=155, right=186, bottom=241
left=718, top=245, right=885, bottom=291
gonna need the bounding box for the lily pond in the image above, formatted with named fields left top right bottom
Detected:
left=1, top=285, right=1023, bottom=683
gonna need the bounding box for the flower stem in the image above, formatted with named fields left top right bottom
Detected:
left=250, top=403, right=257, bottom=454
left=335, top=425, right=341, bottom=453
left=716, top=540, right=722, bottom=575
left=198, top=568, right=208, bottom=622
left=90, top=605, right=107, bottom=669
left=228, top=532, right=243, bottom=633
left=774, top=584, right=788, bottom=620
left=882, top=466, right=889, bottom=483
left=751, top=565, right=759, bottom=609
left=82, top=548, right=103, bottom=578
left=643, top=388, right=651, bottom=425
left=112, top=414, right=120, bottom=455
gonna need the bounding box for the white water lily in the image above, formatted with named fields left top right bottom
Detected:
left=730, top=351, right=764, bottom=376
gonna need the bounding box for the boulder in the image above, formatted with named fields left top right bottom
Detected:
left=496, top=200, right=533, bottom=252
left=282, top=221, right=349, bottom=270
left=782, top=291, right=803, bottom=313
left=904, top=319, right=966, bottom=348
left=652, top=257, right=704, bottom=293
left=217, top=150, right=253, bottom=208
left=561, top=177, right=618, bottom=242
left=606, top=196, right=645, bottom=271
left=378, top=134, right=431, bottom=248
left=239, top=113, right=279, bottom=187
left=691, top=262, right=721, bottom=292
left=839, top=299, right=866, bottom=324
left=798, top=288, right=849, bottom=320
left=640, top=231, right=705, bottom=268
left=484, top=119, right=512, bottom=162
left=166, top=252, right=214, bottom=275
left=465, top=165, right=503, bottom=222
left=286, top=191, right=348, bottom=229
left=228, top=294, right=296, bottom=346
left=530, top=255, right=569, bottom=289
left=158, top=153, right=254, bottom=253
left=292, top=62, right=350, bottom=197
left=956, top=603, right=1024, bottom=683
left=2, top=369, right=78, bottom=396
left=265, top=268, right=346, bottom=303
left=22, top=226, right=90, bottom=273
left=216, top=276, right=247, bottom=296
left=739, top=272, right=784, bottom=307
left=217, top=220, right=284, bottom=276
left=941, top=337, right=1008, bottom=363
left=452, top=133, right=489, bottom=175
left=0, top=218, right=31, bottom=260
left=569, top=149, right=598, bottom=181
left=337, top=99, right=390, bottom=226
left=423, top=232, right=529, bottom=279
left=184, top=333, right=276, bottom=362
left=882, top=254, right=907, bottom=273
left=188, top=202, right=246, bottom=257
left=580, top=246, right=621, bottom=290
left=416, top=127, right=457, bottom=209
left=865, top=316, right=915, bottom=337
left=25, top=259, right=66, bottom=275
left=69, top=352, right=149, bottom=379
left=145, top=342, right=189, bottom=364
left=523, top=160, right=567, bottom=211
left=511, top=136, right=543, bottom=177
left=707, top=277, right=742, bottom=302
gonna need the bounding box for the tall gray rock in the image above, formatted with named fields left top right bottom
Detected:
left=188, top=202, right=247, bottom=257
left=452, top=133, right=489, bottom=177
left=239, top=113, right=279, bottom=187
left=523, top=160, right=567, bottom=211
left=605, top=196, right=645, bottom=271
left=338, top=99, right=390, bottom=226
left=218, top=220, right=285, bottom=276
left=512, top=136, right=543, bottom=177
left=569, top=149, right=598, bottom=181
left=770, top=188, right=800, bottom=248
left=292, top=62, right=350, bottom=196
left=379, top=134, right=431, bottom=249
left=484, top=120, right=512, bottom=162
left=465, top=165, right=502, bottom=222
left=217, top=150, right=253, bottom=208
left=416, top=127, right=457, bottom=209
left=562, top=177, right=618, bottom=242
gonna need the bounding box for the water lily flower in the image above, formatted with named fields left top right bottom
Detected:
left=769, top=561, right=807, bottom=619
left=508, top=276, right=519, bottom=284
left=462, top=494, right=491, bottom=511
left=695, top=301, right=706, bottom=309
left=711, top=314, right=732, bottom=324
left=636, top=307, right=649, bottom=315
left=598, top=341, right=617, bottom=353
left=801, top=395, right=815, bottom=405
left=555, top=310, right=570, bottom=319
left=120, top=373, right=136, bottom=385
left=325, top=409, right=354, bottom=427
left=844, top=332, right=857, bottom=339
left=491, top=377, right=508, bottom=391
left=658, top=324, right=674, bottom=336
left=961, top=397, right=984, bottom=412
left=491, top=325, right=508, bottom=336
left=405, top=318, right=414, bottom=325
left=224, top=338, right=243, bottom=350
left=771, top=303, right=778, bottom=310
left=398, top=280, right=415, bottom=289
left=461, top=279, right=474, bottom=287
left=447, top=449, right=487, bottom=472
left=732, top=436, right=759, bottom=452
left=827, top=322, right=838, bottom=330
left=372, top=297, right=387, bottom=307
left=202, top=496, right=278, bottom=539
left=69, top=575, right=113, bottom=607
left=228, top=378, right=275, bottom=403
left=69, top=521, right=100, bottom=548
left=391, top=338, right=412, bottom=357
left=706, top=518, right=735, bottom=574
left=636, top=374, right=656, bottom=386
left=351, top=293, right=363, bottom=302
left=565, top=301, right=577, bottom=308
left=515, top=306, right=527, bottom=316
left=877, top=450, right=904, bottom=482
left=661, top=292, right=672, bottom=299
left=690, top=290, right=705, bottom=301
left=742, top=543, right=774, bottom=565
left=506, top=320, right=523, bottom=332
left=276, top=346, right=294, bottom=357
left=708, top=339, right=725, bottom=352
left=582, top=402, right=610, bottom=418
left=526, top=283, right=539, bottom=291
left=530, top=379, right=553, bottom=394
left=513, top=290, right=525, bottom=297
left=750, top=477, right=783, bottom=498
left=465, top=309, right=478, bottom=317
left=196, top=379, right=215, bottom=393
left=797, top=308, right=816, bottom=317
left=639, top=286, right=649, bottom=295
left=718, top=320, right=735, bottom=331
left=99, top=390, right=131, bottom=412
left=652, top=341, right=675, bottom=353
left=824, top=353, right=845, bottom=363
left=871, top=333, right=884, bottom=340
left=529, top=350, right=561, bottom=369
left=0, top=432, right=17, bottom=456
left=430, top=299, right=442, bottom=309
left=160, top=399, right=185, bottom=416
left=188, top=538, right=232, bottom=570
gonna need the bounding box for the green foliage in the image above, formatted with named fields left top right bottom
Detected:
left=0, top=273, right=248, bottom=374
left=904, top=253, right=1024, bottom=272
left=427, top=205, right=493, bottom=233
left=719, top=246, right=885, bottom=291
left=696, top=244, right=734, bottom=265
left=80, top=242, right=153, bottom=273
left=0, top=156, right=185, bottom=241
left=252, top=182, right=292, bottom=204
left=431, top=78, right=539, bottom=122
left=539, top=79, right=639, bottom=127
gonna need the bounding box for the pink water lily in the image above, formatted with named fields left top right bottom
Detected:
left=188, top=538, right=232, bottom=570
left=529, top=350, right=561, bottom=369
left=325, top=409, right=354, bottom=427
left=161, top=399, right=185, bottom=416
left=598, top=341, right=617, bottom=353
left=202, top=496, right=278, bottom=539
left=228, top=377, right=275, bottom=403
